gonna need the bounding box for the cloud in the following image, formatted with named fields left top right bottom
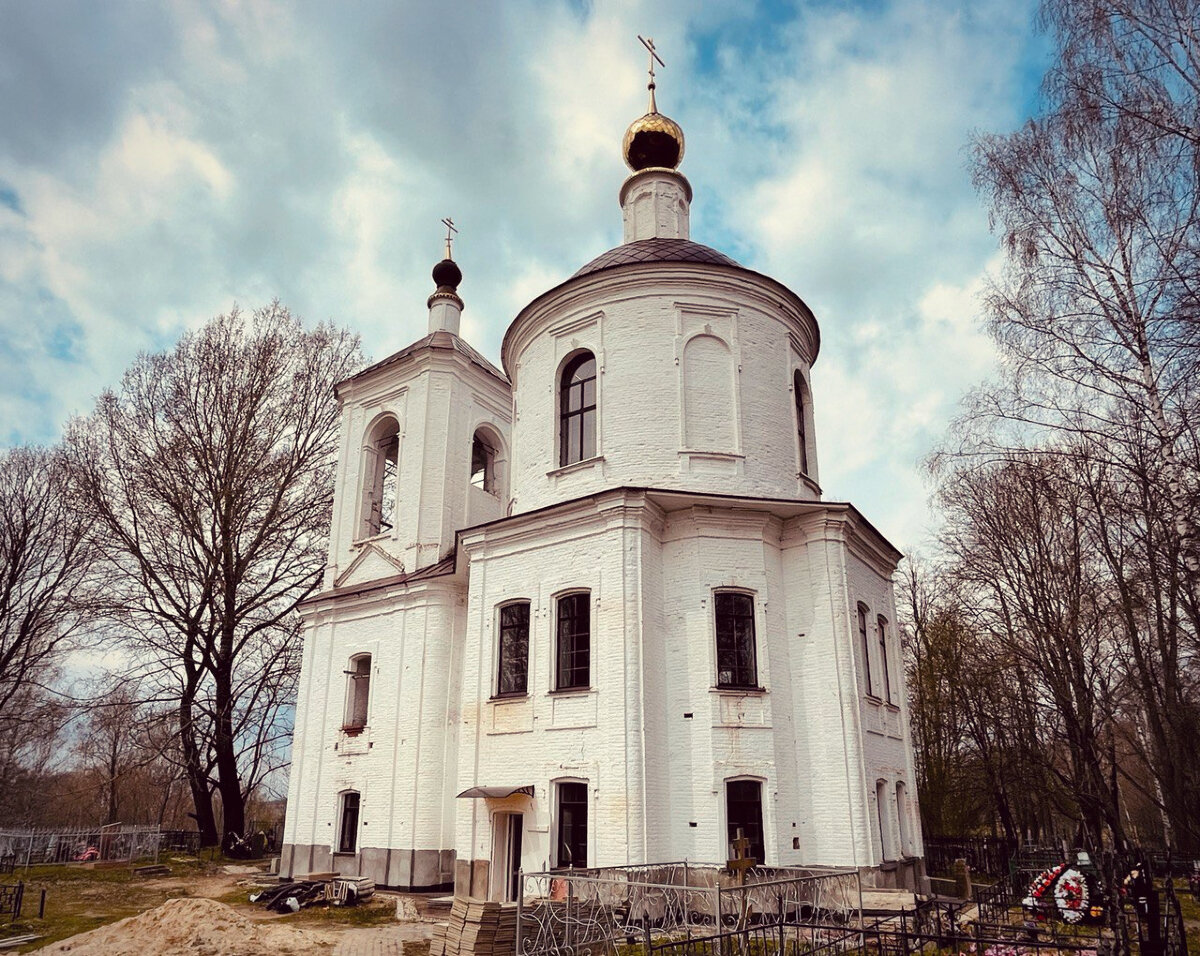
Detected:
left=0, top=0, right=1039, bottom=547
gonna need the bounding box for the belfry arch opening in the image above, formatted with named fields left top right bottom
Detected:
left=360, top=415, right=399, bottom=539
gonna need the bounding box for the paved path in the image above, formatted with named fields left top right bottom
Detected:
left=331, top=927, right=404, bottom=956
left=331, top=918, right=435, bottom=956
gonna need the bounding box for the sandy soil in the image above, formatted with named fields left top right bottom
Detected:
left=34, top=896, right=342, bottom=955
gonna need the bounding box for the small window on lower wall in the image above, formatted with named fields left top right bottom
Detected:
left=338, top=791, right=360, bottom=854
left=555, top=781, right=588, bottom=869
left=715, top=591, right=757, bottom=689
left=725, top=779, right=765, bottom=865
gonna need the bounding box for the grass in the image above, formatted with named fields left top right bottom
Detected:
left=0, top=855, right=404, bottom=952
left=0, top=857, right=216, bottom=953
left=1175, top=882, right=1199, bottom=955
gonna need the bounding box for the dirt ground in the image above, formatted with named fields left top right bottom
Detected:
left=0, top=859, right=437, bottom=954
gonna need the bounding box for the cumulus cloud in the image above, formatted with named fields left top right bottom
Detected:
left=0, top=0, right=1041, bottom=546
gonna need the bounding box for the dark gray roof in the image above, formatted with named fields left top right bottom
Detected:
left=573, top=239, right=742, bottom=278
left=338, top=329, right=508, bottom=393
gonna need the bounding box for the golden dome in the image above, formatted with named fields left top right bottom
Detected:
left=622, top=110, right=685, bottom=171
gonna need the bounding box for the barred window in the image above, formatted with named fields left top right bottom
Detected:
left=715, top=591, right=757, bottom=688
left=857, top=603, right=874, bottom=696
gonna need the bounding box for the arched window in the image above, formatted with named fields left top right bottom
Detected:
left=877, top=615, right=893, bottom=704
left=497, top=601, right=530, bottom=696
left=857, top=603, right=874, bottom=696
left=895, top=782, right=911, bottom=857
left=338, top=790, right=361, bottom=854
left=793, top=370, right=810, bottom=476
left=554, top=780, right=588, bottom=869
left=725, top=778, right=765, bottom=864
left=555, top=591, right=590, bottom=690
left=559, top=353, right=597, bottom=466
left=714, top=591, right=757, bottom=689
left=344, top=654, right=371, bottom=733
left=360, top=416, right=399, bottom=538
left=875, top=779, right=893, bottom=861
left=471, top=429, right=497, bottom=494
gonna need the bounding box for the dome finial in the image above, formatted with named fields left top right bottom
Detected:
left=624, top=36, right=685, bottom=171
left=428, top=216, right=463, bottom=333
left=639, top=34, right=663, bottom=114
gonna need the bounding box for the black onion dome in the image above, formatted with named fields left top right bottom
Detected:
left=573, top=238, right=741, bottom=278
left=432, top=257, right=462, bottom=291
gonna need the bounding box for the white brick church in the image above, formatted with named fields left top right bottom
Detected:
left=281, top=75, right=925, bottom=898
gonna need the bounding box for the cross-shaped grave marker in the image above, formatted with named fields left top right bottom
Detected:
left=727, top=827, right=756, bottom=886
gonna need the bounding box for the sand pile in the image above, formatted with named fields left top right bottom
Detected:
left=36, top=896, right=337, bottom=955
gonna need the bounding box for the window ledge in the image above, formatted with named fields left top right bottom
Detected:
left=351, top=531, right=391, bottom=548
left=489, top=692, right=530, bottom=702
left=711, top=686, right=767, bottom=696
left=864, top=694, right=884, bottom=706
left=679, top=450, right=745, bottom=460
left=548, top=687, right=593, bottom=697
left=341, top=725, right=367, bottom=736
left=547, top=455, right=604, bottom=478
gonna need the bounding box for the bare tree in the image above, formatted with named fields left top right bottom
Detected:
left=65, top=303, right=362, bottom=844
left=0, top=446, right=93, bottom=725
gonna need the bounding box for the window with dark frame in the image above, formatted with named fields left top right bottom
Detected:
left=497, top=601, right=530, bottom=696
left=793, top=370, right=809, bottom=476
left=877, top=615, right=892, bottom=703
left=715, top=591, right=757, bottom=689
left=555, top=593, right=590, bottom=690
left=556, top=781, right=588, bottom=868
left=338, top=791, right=360, bottom=854
left=559, top=353, right=597, bottom=466
left=857, top=603, right=874, bottom=696
left=725, top=779, right=765, bottom=864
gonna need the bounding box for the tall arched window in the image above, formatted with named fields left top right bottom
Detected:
left=878, top=615, right=893, bottom=704
left=895, top=782, right=911, bottom=857
left=360, top=416, right=399, bottom=538
left=875, top=779, right=893, bottom=861
left=471, top=429, right=497, bottom=494
left=559, top=352, right=597, bottom=466
left=344, top=654, right=371, bottom=733
left=857, top=603, right=874, bottom=696
left=793, top=370, right=810, bottom=476
left=338, top=790, right=361, bottom=854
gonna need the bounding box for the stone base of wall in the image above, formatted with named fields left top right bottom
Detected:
left=281, top=843, right=454, bottom=891
left=859, top=857, right=929, bottom=894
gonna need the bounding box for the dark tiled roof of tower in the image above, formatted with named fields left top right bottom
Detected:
left=338, top=329, right=508, bottom=393
left=573, top=238, right=742, bottom=278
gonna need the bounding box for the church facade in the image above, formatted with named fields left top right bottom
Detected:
left=281, top=84, right=925, bottom=898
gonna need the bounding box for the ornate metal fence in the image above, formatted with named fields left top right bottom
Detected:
left=516, top=863, right=861, bottom=956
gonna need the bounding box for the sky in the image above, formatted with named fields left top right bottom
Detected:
left=0, top=0, right=1050, bottom=554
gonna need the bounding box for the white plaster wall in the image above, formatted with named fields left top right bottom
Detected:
left=285, top=580, right=464, bottom=873
left=327, top=350, right=511, bottom=584
left=503, top=269, right=820, bottom=515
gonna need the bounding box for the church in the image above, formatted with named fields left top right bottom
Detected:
left=281, top=56, right=925, bottom=899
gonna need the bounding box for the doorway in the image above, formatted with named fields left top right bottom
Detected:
left=492, top=812, right=524, bottom=902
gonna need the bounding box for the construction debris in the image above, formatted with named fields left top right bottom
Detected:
left=251, top=875, right=376, bottom=913
left=430, top=899, right=517, bottom=956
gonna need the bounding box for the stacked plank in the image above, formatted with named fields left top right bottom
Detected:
left=430, top=899, right=518, bottom=956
